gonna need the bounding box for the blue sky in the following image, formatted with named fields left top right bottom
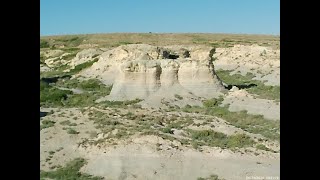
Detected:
left=40, top=0, right=279, bottom=36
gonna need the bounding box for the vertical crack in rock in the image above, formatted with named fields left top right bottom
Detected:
left=155, top=64, right=162, bottom=88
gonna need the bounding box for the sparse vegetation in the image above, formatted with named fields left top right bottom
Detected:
left=174, top=94, right=183, bottom=100
left=162, top=127, right=173, bottom=134
left=68, top=58, right=99, bottom=74
left=189, top=129, right=255, bottom=149
left=41, top=57, right=98, bottom=79
left=40, top=158, right=104, bottom=180
left=60, top=120, right=71, bottom=126
left=256, top=144, right=273, bottom=152
left=215, top=70, right=280, bottom=101
left=41, top=33, right=279, bottom=49
left=40, top=120, right=56, bottom=130
left=203, top=97, right=224, bottom=108
left=197, top=174, right=225, bottom=180
left=66, top=128, right=79, bottom=134
left=41, top=78, right=113, bottom=107
left=40, top=80, right=73, bottom=106
left=180, top=97, right=280, bottom=141
left=40, top=40, right=50, bottom=48
left=100, top=98, right=142, bottom=108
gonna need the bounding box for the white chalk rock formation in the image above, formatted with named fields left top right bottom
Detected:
left=69, top=48, right=103, bottom=68
left=80, top=44, right=226, bottom=105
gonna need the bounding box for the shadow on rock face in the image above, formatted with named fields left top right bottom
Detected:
left=226, top=83, right=257, bottom=90
left=40, top=74, right=72, bottom=84
left=40, top=111, right=48, bottom=118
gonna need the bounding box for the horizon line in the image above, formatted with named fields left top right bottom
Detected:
left=40, top=32, right=280, bottom=37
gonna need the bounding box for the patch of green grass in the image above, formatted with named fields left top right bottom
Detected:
left=68, top=58, right=98, bottom=74
left=41, top=57, right=98, bottom=79
left=215, top=70, right=280, bottom=101
left=63, top=92, right=98, bottom=107
left=70, top=122, right=77, bottom=126
left=256, top=144, right=273, bottom=152
left=63, top=47, right=81, bottom=53
left=181, top=103, right=280, bottom=141
left=60, top=120, right=71, bottom=126
left=77, top=79, right=108, bottom=91
left=174, top=94, right=183, bottom=100
left=248, top=85, right=280, bottom=101
left=216, top=70, right=255, bottom=85
left=188, top=129, right=255, bottom=149
left=101, top=98, right=142, bottom=108
left=40, top=120, right=56, bottom=130
left=43, top=78, right=112, bottom=107
left=40, top=40, right=50, bottom=48
left=161, top=127, right=173, bottom=134
left=197, top=174, right=225, bottom=180
left=56, top=78, right=112, bottom=93
left=40, top=80, right=73, bottom=106
left=117, top=41, right=132, bottom=45
left=66, top=128, right=79, bottom=134
left=48, top=151, right=55, bottom=155
left=54, top=36, right=84, bottom=47
left=40, top=158, right=104, bottom=180
left=203, top=97, right=224, bottom=108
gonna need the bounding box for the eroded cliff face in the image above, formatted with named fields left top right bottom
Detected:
left=80, top=44, right=226, bottom=105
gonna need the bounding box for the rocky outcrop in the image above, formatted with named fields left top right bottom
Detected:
left=69, top=48, right=103, bottom=68
left=213, top=44, right=280, bottom=85
left=80, top=44, right=226, bottom=105
left=40, top=49, right=64, bottom=58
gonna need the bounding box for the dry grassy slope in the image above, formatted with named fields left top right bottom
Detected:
left=40, top=33, right=279, bottom=49
left=40, top=107, right=279, bottom=180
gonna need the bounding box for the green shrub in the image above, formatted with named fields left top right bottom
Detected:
left=40, top=40, right=50, bottom=48
left=64, top=92, right=96, bottom=107
left=60, top=120, right=71, bottom=126
left=40, top=79, right=73, bottom=106
left=203, top=97, right=223, bottom=108
left=66, top=128, right=79, bottom=134
left=40, top=120, right=55, bottom=130
left=174, top=94, right=183, bottom=100
left=256, top=144, right=272, bottom=151
left=227, top=134, right=255, bottom=148
left=162, top=127, right=173, bottom=134
left=77, top=79, right=105, bottom=91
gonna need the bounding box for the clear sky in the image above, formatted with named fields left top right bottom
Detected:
left=40, top=0, right=279, bottom=36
